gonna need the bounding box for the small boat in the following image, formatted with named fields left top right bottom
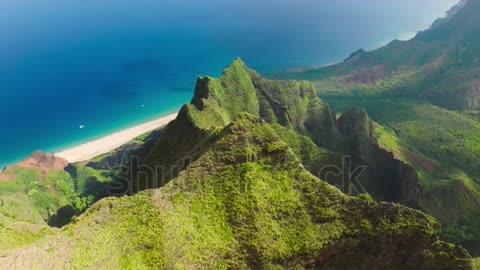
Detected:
left=79, top=125, right=85, bottom=129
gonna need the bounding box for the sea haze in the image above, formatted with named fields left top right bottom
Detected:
left=0, top=0, right=458, bottom=167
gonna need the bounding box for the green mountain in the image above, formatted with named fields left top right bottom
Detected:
left=271, top=0, right=480, bottom=256
left=273, top=0, right=480, bottom=115
left=0, top=59, right=475, bottom=269
left=86, top=59, right=426, bottom=216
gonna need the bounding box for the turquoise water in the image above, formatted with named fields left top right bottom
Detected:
left=0, top=0, right=458, bottom=168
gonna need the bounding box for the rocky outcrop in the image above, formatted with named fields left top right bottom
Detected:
left=365, top=145, right=423, bottom=208
left=329, top=107, right=423, bottom=208
left=336, top=107, right=373, bottom=158
left=0, top=151, right=68, bottom=182
left=11, top=151, right=68, bottom=172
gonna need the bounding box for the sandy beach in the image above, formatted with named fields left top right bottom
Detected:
left=56, top=113, right=178, bottom=163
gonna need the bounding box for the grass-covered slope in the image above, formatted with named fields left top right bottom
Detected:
left=320, top=98, right=480, bottom=244
left=270, top=0, right=480, bottom=253
left=0, top=114, right=472, bottom=269
left=0, top=126, right=167, bottom=254
left=0, top=152, right=114, bottom=230
left=128, top=58, right=343, bottom=193
left=272, top=0, right=480, bottom=113
left=1, top=59, right=474, bottom=267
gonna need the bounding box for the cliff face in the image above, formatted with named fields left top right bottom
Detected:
left=271, top=0, right=480, bottom=252
left=333, top=108, right=423, bottom=208
left=0, top=114, right=472, bottom=269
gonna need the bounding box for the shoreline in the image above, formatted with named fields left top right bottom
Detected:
left=55, top=113, right=178, bottom=163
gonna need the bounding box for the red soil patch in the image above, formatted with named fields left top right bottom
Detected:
left=0, top=151, right=69, bottom=182
left=0, top=172, right=16, bottom=182
left=340, top=65, right=390, bottom=86
left=403, top=151, right=438, bottom=173
left=13, top=151, right=68, bottom=173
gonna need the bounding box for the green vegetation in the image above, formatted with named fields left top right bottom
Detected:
left=0, top=55, right=477, bottom=268
left=0, top=168, right=73, bottom=221
left=325, top=98, right=480, bottom=179
left=137, top=58, right=479, bottom=255
left=270, top=0, right=480, bottom=252
left=266, top=0, right=480, bottom=256
left=312, top=96, right=480, bottom=248
left=0, top=114, right=472, bottom=269
left=0, top=223, right=55, bottom=252
left=0, top=193, right=45, bottom=226
left=0, top=164, right=113, bottom=224
left=473, top=258, right=480, bottom=270
left=0, top=0, right=478, bottom=267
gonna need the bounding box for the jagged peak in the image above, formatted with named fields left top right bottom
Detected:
left=188, top=58, right=259, bottom=125
left=337, top=107, right=372, bottom=138
left=191, top=76, right=212, bottom=109
left=220, top=58, right=251, bottom=80
left=231, top=57, right=246, bottom=67
left=429, top=0, right=469, bottom=29
left=345, top=48, right=366, bottom=61
left=192, top=58, right=252, bottom=103
left=220, top=57, right=247, bottom=76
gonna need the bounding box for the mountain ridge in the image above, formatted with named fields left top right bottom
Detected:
left=0, top=113, right=473, bottom=269
left=270, top=0, right=480, bottom=256
left=0, top=58, right=476, bottom=268
left=272, top=0, right=480, bottom=113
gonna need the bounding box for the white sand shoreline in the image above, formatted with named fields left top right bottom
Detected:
left=55, top=113, right=178, bottom=163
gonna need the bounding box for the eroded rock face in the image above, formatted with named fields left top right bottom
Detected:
left=336, top=107, right=373, bottom=159
left=28, top=151, right=69, bottom=171
left=323, top=107, right=423, bottom=208
left=337, top=107, right=372, bottom=137
left=364, top=145, right=423, bottom=208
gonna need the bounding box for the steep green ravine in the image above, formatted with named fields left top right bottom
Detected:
left=270, top=0, right=480, bottom=254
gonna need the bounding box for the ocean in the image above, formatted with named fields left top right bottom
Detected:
left=0, top=0, right=458, bottom=168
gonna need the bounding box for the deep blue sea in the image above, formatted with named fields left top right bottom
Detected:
left=0, top=0, right=458, bottom=168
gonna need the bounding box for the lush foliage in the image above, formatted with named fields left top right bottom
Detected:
left=0, top=114, right=471, bottom=269
left=0, top=58, right=476, bottom=268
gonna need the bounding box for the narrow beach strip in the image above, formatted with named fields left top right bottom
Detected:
left=56, top=113, right=178, bottom=163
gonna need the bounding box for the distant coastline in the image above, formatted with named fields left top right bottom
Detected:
left=55, top=113, right=178, bottom=163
